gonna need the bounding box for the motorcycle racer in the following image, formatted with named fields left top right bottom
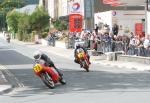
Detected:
left=74, top=44, right=91, bottom=67
left=33, top=51, right=63, bottom=77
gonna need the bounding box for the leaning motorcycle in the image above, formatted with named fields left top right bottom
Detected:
left=77, top=51, right=90, bottom=72
left=33, top=60, right=66, bottom=89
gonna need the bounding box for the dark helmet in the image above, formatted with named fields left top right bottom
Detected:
left=33, top=51, right=42, bottom=60
left=76, top=44, right=81, bottom=49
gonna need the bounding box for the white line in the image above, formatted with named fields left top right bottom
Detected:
left=0, top=49, right=15, bottom=51
left=0, top=64, right=24, bottom=87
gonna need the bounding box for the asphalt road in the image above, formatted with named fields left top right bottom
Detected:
left=1, top=38, right=150, bottom=103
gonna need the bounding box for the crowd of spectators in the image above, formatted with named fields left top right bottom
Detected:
left=65, top=27, right=150, bottom=57
left=46, top=23, right=150, bottom=57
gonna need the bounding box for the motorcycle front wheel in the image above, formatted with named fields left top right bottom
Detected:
left=82, top=60, right=89, bottom=72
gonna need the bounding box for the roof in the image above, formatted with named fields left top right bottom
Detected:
left=15, top=4, right=37, bottom=15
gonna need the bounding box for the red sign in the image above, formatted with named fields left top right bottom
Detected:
left=135, top=23, right=144, bottom=38
left=69, top=14, right=82, bottom=32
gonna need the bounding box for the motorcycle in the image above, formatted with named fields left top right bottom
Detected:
left=6, top=35, right=10, bottom=43
left=33, top=60, right=66, bottom=89
left=77, top=49, right=90, bottom=72
left=6, top=38, right=10, bottom=43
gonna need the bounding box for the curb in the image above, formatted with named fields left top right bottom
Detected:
left=0, top=85, right=14, bottom=95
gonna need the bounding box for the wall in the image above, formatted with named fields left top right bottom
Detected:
left=94, top=10, right=145, bottom=35
left=94, top=11, right=112, bottom=29
left=58, top=0, right=68, bottom=16
left=48, top=0, right=55, bottom=18
left=114, top=10, right=145, bottom=35
left=147, top=11, right=150, bottom=34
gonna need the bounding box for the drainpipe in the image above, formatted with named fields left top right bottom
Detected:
left=145, top=0, right=148, bottom=35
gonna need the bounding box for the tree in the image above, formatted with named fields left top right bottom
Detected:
left=53, top=19, right=67, bottom=31
left=0, top=0, right=25, bottom=30
left=6, top=10, right=20, bottom=33
left=30, top=6, right=50, bottom=36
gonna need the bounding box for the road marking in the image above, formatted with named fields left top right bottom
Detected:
left=0, top=65, right=8, bottom=83
left=6, top=64, right=33, bottom=70
left=0, top=49, right=15, bottom=51
left=0, top=64, right=24, bottom=87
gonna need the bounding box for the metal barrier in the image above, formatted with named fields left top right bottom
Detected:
left=97, top=40, right=150, bottom=57
left=65, top=37, right=150, bottom=57
left=65, top=37, right=76, bottom=49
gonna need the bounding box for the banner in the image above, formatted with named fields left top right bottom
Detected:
left=68, top=0, right=82, bottom=14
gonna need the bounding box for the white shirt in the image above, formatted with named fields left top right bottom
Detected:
left=144, top=39, right=150, bottom=48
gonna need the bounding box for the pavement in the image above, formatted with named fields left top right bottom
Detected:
left=1, top=32, right=150, bottom=94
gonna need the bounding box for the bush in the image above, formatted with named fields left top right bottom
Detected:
left=31, top=31, right=36, bottom=42
left=23, top=33, right=31, bottom=42
left=41, top=32, right=48, bottom=38
left=17, top=30, right=23, bottom=41
left=53, top=19, right=67, bottom=31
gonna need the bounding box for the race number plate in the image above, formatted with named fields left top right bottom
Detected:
left=78, top=53, right=84, bottom=58
left=33, top=64, right=43, bottom=73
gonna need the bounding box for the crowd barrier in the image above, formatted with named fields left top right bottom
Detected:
left=64, top=37, right=150, bottom=57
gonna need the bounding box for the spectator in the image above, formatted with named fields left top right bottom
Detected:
left=128, top=35, right=136, bottom=55
left=112, top=24, right=119, bottom=36
left=95, top=24, right=99, bottom=35
left=143, top=35, right=150, bottom=56
left=136, top=35, right=145, bottom=56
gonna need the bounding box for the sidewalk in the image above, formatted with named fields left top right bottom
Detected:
left=11, top=39, right=150, bottom=71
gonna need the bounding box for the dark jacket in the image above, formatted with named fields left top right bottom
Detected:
left=40, top=54, right=55, bottom=67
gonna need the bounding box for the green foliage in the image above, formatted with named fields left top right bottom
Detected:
left=53, top=19, right=67, bottom=31
left=17, top=29, right=23, bottom=41
left=0, top=0, right=25, bottom=29
left=31, top=31, right=36, bottom=42
left=0, top=0, right=25, bottom=11
left=30, top=6, right=50, bottom=32
left=6, top=6, right=50, bottom=41
left=41, top=32, right=48, bottom=38
left=6, top=10, right=20, bottom=33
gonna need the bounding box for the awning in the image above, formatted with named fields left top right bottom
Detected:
left=103, top=0, right=145, bottom=6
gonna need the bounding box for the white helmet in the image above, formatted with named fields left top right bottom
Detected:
left=33, top=51, right=42, bottom=60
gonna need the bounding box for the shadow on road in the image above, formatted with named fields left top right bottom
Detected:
left=7, top=67, right=150, bottom=97
left=1, top=46, right=150, bottom=97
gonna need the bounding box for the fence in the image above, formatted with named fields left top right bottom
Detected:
left=64, top=37, right=150, bottom=57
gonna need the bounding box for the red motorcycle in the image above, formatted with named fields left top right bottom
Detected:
left=77, top=51, right=90, bottom=72
left=33, top=60, right=66, bottom=89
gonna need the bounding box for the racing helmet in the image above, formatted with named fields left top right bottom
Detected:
left=33, top=51, right=42, bottom=60
left=76, top=43, right=81, bottom=49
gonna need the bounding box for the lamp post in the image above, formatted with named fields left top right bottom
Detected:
left=49, top=17, right=52, bottom=31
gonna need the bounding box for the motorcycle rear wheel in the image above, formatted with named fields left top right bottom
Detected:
left=59, top=77, right=66, bottom=85
left=41, top=73, right=55, bottom=89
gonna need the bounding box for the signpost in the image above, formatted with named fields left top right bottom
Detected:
left=68, top=0, right=83, bottom=32
left=69, top=14, right=82, bottom=32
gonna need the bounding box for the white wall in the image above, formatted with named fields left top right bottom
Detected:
left=114, top=10, right=145, bottom=35
left=147, top=11, right=150, bottom=34
left=39, top=0, right=43, bottom=6
left=48, top=0, right=55, bottom=18
left=94, top=11, right=112, bottom=28
left=94, top=10, right=145, bottom=35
